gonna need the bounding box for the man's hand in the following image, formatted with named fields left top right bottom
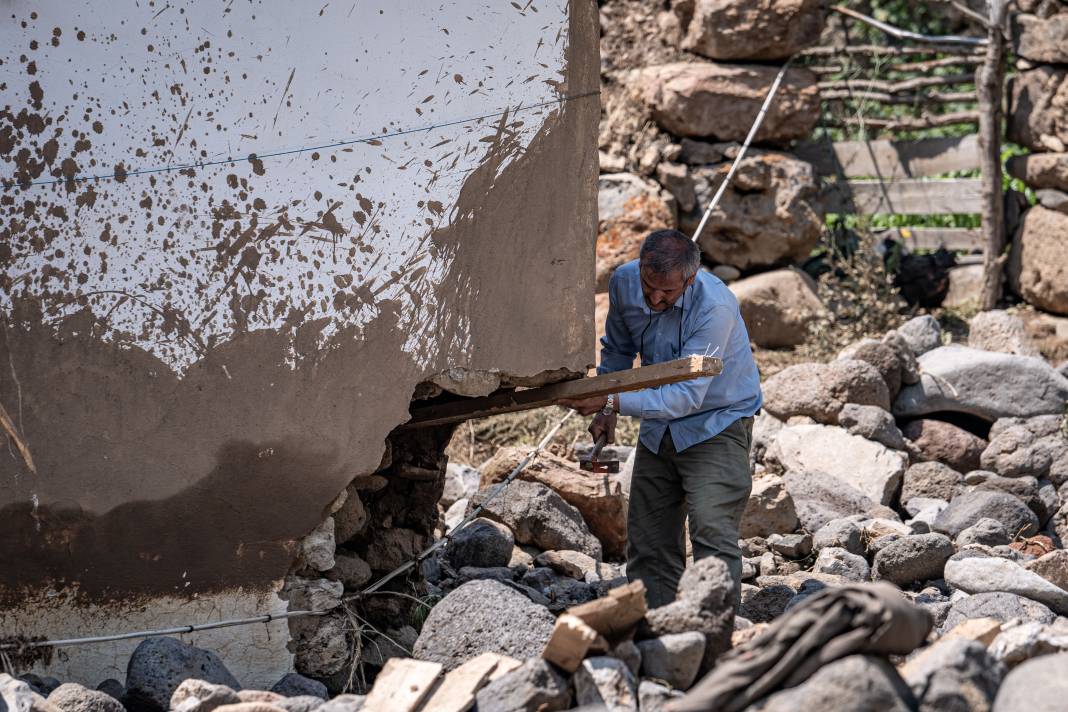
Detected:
left=557, top=395, right=608, bottom=416
left=589, top=411, right=617, bottom=445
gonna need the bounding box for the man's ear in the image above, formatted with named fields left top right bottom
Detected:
left=685, top=274, right=696, bottom=288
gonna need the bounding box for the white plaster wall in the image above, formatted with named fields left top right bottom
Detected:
left=0, top=0, right=571, bottom=371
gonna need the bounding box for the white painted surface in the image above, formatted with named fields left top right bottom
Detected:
left=0, top=0, right=571, bottom=371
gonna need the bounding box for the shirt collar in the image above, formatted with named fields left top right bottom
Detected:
left=633, top=273, right=689, bottom=315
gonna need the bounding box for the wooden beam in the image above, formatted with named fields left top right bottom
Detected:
left=796, top=135, right=981, bottom=179
left=404, top=356, right=723, bottom=428
left=420, top=653, right=520, bottom=712
left=364, top=658, right=442, bottom=712
left=821, top=178, right=983, bottom=215
left=878, top=227, right=984, bottom=251
left=820, top=110, right=980, bottom=132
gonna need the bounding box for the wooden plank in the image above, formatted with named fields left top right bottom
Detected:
left=404, top=356, right=723, bottom=429
left=879, top=227, right=984, bottom=251
left=364, top=658, right=442, bottom=712
left=566, top=580, right=648, bottom=644
left=420, top=653, right=519, bottom=712
left=796, top=135, right=980, bottom=179
left=541, top=614, right=608, bottom=673
left=820, top=178, right=983, bottom=215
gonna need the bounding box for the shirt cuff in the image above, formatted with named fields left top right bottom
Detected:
left=617, top=391, right=642, bottom=418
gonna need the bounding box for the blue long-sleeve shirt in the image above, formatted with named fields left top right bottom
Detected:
left=599, top=260, right=763, bottom=454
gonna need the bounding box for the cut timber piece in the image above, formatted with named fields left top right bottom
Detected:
left=420, top=652, right=521, bottom=712
left=364, top=658, right=442, bottom=712
left=796, top=135, right=980, bottom=179
left=404, top=356, right=724, bottom=428
left=879, top=227, right=984, bottom=252
left=821, top=178, right=983, bottom=215
left=542, top=614, right=609, bottom=673
left=566, top=580, right=648, bottom=643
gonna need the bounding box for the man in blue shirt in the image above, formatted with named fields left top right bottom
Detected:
left=561, top=229, right=763, bottom=608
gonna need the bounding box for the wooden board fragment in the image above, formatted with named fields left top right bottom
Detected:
left=879, top=227, right=984, bottom=251
left=364, top=658, right=442, bottom=712
left=820, top=178, right=983, bottom=215
left=419, top=653, right=519, bottom=712
left=541, top=614, right=609, bottom=673
left=566, top=580, right=648, bottom=643
left=404, top=356, right=723, bottom=428
left=796, top=135, right=980, bottom=179
left=899, top=618, right=1001, bottom=679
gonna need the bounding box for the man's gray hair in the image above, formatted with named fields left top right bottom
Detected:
left=639, top=229, right=701, bottom=278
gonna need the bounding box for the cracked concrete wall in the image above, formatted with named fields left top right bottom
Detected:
left=0, top=0, right=598, bottom=687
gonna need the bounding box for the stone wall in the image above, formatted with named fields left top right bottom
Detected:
left=1007, top=2, right=1068, bottom=317
left=0, top=0, right=599, bottom=690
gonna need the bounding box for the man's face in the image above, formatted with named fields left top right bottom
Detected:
left=640, top=266, right=693, bottom=312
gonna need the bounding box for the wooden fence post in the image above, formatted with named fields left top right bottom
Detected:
left=978, top=1, right=1009, bottom=310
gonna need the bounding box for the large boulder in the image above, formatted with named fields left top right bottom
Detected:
left=945, top=555, right=1068, bottom=616
left=1008, top=206, right=1068, bottom=315
left=942, top=591, right=1057, bottom=633
left=1007, top=151, right=1068, bottom=192
left=413, top=579, right=556, bottom=671
left=1008, top=66, right=1068, bottom=152
left=748, top=655, right=915, bottom=711
left=635, top=62, right=820, bottom=142
left=481, top=447, right=625, bottom=558
left=993, top=652, right=1068, bottom=712
left=596, top=173, right=675, bottom=293
left=673, top=0, right=824, bottom=61
left=729, top=268, right=824, bottom=347
left=767, top=424, right=907, bottom=506
left=124, top=638, right=241, bottom=712
left=933, top=489, right=1039, bottom=539
left=902, top=419, right=987, bottom=474
left=782, top=470, right=880, bottom=531
left=472, top=479, right=602, bottom=559
left=893, top=345, right=1068, bottom=422
left=764, top=360, right=890, bottom=424
left=685, top=153, right=823, bottom=270
left=1012, top=12, right=1068, bottom=64
left=740, top=475, right=799, bottom=538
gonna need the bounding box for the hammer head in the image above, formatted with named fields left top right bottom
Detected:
left=579, top=457, right=620, bottom=474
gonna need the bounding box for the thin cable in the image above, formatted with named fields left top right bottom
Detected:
left=690, top=57, right=795, bottom=244
left=6, top=90, right=599, bottom=191
left=0, top=409, right=576, bottom=652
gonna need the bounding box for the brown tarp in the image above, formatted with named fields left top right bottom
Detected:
left=669, top=582, right=932, bottom=712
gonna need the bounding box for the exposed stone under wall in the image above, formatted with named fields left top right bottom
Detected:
left=0, top=0, right=599, bottom=688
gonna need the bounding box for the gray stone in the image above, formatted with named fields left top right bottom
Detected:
left=293, top=614, right=351, bottom=678
left=1037, top=188, right=1068, bottom=213
left=872, top=534, right=955, bottom=588
left=521, top=568, right=597, bottom=611
left=993, top=652, right=1068, bottom=711
left=1023, top=549, right=1068, bottom=591
left=169, top=680, right=241, bottom=712
left=473, top=480, right=602, bottom=560
left=903, top=419, right=987, bottom=474
left=275, top=697, right=324, bottom=712
left=767, top=532, right=812, bottom=559
left=636, top=632, right=705, bottom=691
left=360, top=625, right=417, bottom=667
left=812, top=518, right=864, bottom=556
left=941, top=592, right=1056, bottom=634
left=902, top=639, right=1004, bottom=712
left=327, top=552, right=373, bottom=590
left=763, top=361, right=891, bottom=425
left=901, top=462, right=965, bottom=506
left=442, top=463, right=481, bottom=507
left=47, top=685, right=125, bottom=712
left=315, top=694, right=364, bottom=712
left=893, top=345, right=1068, bottom=421
left=269, top=675, right=326, bottom=700
left=749, top=655, right=915, bottom=711
left=1007, top=151, right=1068, bottom=193
left=944, top=556, right=1068, bottom=615
left=574, top=657, right=637, bottom=710
left=413, top=579, right=555, bottom=671
left=956, top=518, right=1011, bottom=548
left=740, top=475, right=799, bottom=538
left=839, top=403, right=907, bottom=450
left=474, top=659, right=570, bottom=712
left=968, top=310, right=1041, bottom=357
left=989, top=618, right=1068, bottom=667
left=768, top=424, right=906, bottom=506
left=94, top=683, right=123, bottom=704
left=897, top=316, right=942, bottom=356
left=447, top=517, right=514, bottom=569
left=299, top=517, right=336, bottom=572
left=457, top=565, right=516, bottom=584
left=904, top=498, right=948, bottom=528
left=611, top=640, right=642, bottom=679
left=333, top=486, right=368, bottom=544
left=739, top=583, right=794, bottom=623
left=812, top=546, right=870, bottom=582
left=783, top=471, right=879, bottom=531
left=642, top=557, right=735, bottom=672
left=124, top=638, right=240, bottom=712
left=636, top=681, right=683, bottom=712
left=981, top=415, right=1068, bottom=485
left=933, top=490, right=1039, bottom=539
left=975, top=473, right=1049, bottom=524
left=533, top=550, right=599, bottom=580
left=1, top=675, right=48, bottom=712
left=729, top=268, right=825, bottom=348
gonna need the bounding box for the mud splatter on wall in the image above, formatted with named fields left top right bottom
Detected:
left=0, top=0, right=598, bottom=686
